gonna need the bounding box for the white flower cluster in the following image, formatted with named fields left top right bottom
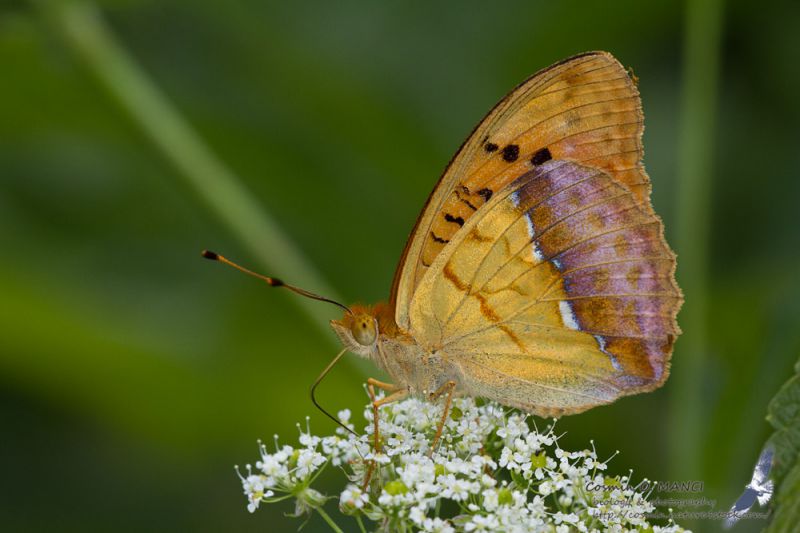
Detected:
left=237, top=395, right=689, bottom=532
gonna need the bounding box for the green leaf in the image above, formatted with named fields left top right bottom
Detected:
left=768, top=461, right=800, bottom=533
left=765, top=357, right=800, bottom=532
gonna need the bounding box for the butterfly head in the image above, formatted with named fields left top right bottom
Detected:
left=331, top=306, right=379, bottom=357
left=330, top=303, right=400, bottom=358
left=350, top=313, right=378, bottom=346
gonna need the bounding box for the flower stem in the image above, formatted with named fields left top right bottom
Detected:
left=33, top=0, right=349, bottom=340
left=669, top=0, right=724, bottom=481
left=315, top=506, right=345, bottom=533
left=356, top=515, right=368, bottom=533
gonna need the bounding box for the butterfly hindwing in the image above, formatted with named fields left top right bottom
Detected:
left=407, top=160, right=681, bottom=416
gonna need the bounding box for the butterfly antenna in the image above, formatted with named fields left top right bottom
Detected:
left=201, top=250, right=352, bottom=314
left=311, top=348, right=357, bottom=436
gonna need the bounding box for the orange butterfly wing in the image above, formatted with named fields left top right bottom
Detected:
left=406, top=160, right=681, bottom=416
left=391, top=51, right=651, bottom=330
left=386, top=51, right=682, bottom=414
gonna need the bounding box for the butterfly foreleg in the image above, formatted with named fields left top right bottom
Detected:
left=428, top=380, right=457, bottom=456
left=367, top=380, right=409, bottom=452
left=363, top=379, right=409, bottom=490
left=367, top=377, right=405, bottom=395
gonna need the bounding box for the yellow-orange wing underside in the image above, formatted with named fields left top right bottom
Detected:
left=389, top=51, right=682, bottom=415
left=391, top=51, right=652, bottom=331
left=407, top=160, right=681, bottom=416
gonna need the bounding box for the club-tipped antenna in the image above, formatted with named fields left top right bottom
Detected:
left=201, top=250, right=352, bottom=315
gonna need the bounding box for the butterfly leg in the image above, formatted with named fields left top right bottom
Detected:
left=428, top=380, right=457, bottom=456
left=366, top=378, right=407, bottom=452
left=363, top=379, right=408, bottom=490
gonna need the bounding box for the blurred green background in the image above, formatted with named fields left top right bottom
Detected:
left=1, top=0, right=798, bottom=531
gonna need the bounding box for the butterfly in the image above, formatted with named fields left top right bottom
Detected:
left=205, top=51, right=682, bottom=445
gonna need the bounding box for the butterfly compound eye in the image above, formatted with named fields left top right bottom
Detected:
left=350, top=314, right=377, bottom=346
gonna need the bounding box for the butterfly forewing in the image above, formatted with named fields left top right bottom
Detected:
left=392, top=51, right=652, bottom=330
left=407, top=160, right=681, bottom=416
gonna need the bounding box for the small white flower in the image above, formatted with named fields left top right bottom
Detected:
left=294, top=448, right=325, bottom=479
left=340, top=484, right=369, bottom=510
left=553, top=511, right=579, bottom=524
left=237, top=468, right=275, bottom=513
left=439, top=474, right=477, bottom=501
left=464, top=513, right=500, bottom=531
left=423, top=517, right=455, bottom=533
left=409, top=505, right=427, bottom=525
left=298, top=432, right=320, bottom=448
left=483, top=489, right=499, bottom=511
left=257, top=451, right=288, bottom=481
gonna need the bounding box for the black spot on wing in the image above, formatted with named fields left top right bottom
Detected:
left=444, top=213, right=465, bottom=227
left=484, top=142, right=498, bottom=153
left=455, top=188, right=478, bottom=211
left=430, top=232, right=449, bottom=244
left=501, top=144, right=520, bottom=162
left=477, top=188, right=493, bottom=202
left=531, top=147, right=552, bottom=166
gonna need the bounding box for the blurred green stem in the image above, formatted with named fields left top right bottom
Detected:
left=35, top=0, right=345, bottom=340
left=316, top=507, right=344, bottom=533
left=670, top=0, right=724, bottom=479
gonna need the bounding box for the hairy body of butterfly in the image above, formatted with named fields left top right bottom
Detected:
left=331, top=51, right=682, bottom=420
